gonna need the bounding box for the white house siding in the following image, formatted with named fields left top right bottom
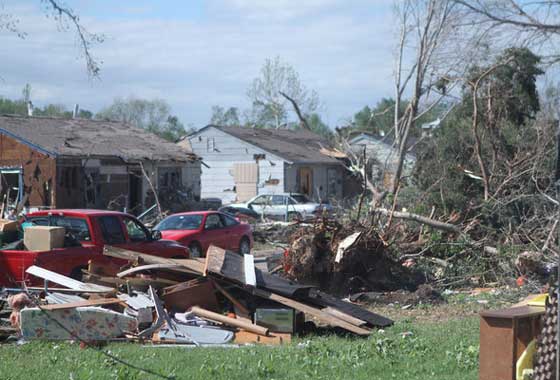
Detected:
left=189, top=127, right=285, bottom=204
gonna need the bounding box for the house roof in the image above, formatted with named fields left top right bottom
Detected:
left=193, top=125, right=341, bottom=164
left=348, top=131, right=419, bottom=156
left=0, top=115, right=196, bottom=162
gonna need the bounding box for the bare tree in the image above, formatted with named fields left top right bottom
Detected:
left=247, top=56, right=319, bottom=129
left=390, top=0, right=462, bottom=195
left=1, top=1, right=103, bottom=77
left=454, top=0, right=560, bottom=63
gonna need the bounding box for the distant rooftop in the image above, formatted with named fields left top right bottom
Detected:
left=0, top=114, right=196, bottom=162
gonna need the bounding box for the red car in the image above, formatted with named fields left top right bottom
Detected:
left=0, top=209, right=190, bottom=286
left=154, top=211, right=253, bottom=257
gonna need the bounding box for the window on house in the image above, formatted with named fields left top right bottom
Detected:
left=206, top=137, right=215, bottom=152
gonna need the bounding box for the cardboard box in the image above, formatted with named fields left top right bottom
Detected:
left=0, top=219, right=18, bottom=232
left=254, top=308, right=295, bottom=333
left=24, top=226, right=65, bottom=251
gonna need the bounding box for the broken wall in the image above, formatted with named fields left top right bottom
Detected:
left=284, top=164, right=344, bottom=202
left=0, top=134, right=56, bottom=208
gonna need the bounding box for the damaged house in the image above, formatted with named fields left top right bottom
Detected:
left=348, top=132, right=416, bottom=189
left=0, top=115, right=200, bottom=215
left=180, top=126, right=348, bottom=204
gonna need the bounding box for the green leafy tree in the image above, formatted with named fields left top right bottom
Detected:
left=96, top=96, right=186, bottom=142
left=209, top=106, right=240, bottom=126
left=414, top=47, right=546, bottom=216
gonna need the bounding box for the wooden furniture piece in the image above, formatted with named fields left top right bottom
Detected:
left=479, top=306, right=544, bottom=380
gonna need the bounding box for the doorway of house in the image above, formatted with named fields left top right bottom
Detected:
left=299, top=167, right=313, bottom=197
left=0, top=168, right=23, bottom=218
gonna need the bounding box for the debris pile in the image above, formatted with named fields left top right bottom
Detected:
left=1, top=245, right=393, bottom=346
left=283, top=219, right=426, bottom=295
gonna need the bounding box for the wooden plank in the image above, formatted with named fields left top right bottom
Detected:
left=205, top=245, right=244, bottom=283
left=322, top=307, right=367, bottom=327
left=103, top=246, right=205, bottom=274
left=234, top=330, right=291, bottom=345
left=253, top=289, right=372, bottom=335
left=117, top=264, right=185, bottom=278
left=191, top=306, right=269, bottom=336
left=25, top=266, right=114, bottom=292
left=308, top=290, right=393, bottom=328
left=41, top=298, right=124, bottom=311
left=212, top=280, right=251, bottom=316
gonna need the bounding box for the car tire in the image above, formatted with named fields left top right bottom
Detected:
left=188, top=242, right=203, bottom=258
left=239, top=237, right=251, bottom=255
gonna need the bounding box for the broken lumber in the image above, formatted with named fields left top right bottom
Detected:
left=212, top=280, right=250, bottom=316
left=190, top=306, right=269, bottom=336
left=323, top=307, right=367, bottom=327
left=252, top=289, right=372, bottom=335
left=234, top=330, right=291, bottom=345
left=41, top=298, right=124, bottom=311
left=103, top=246, right=205, bottom=274
left=117, top=264, right=185, bottom=278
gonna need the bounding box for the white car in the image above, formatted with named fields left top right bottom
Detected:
left=229, top=193, right=330, bottom=220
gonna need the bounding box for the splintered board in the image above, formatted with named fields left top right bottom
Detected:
left=103, top=246, right=206, bottom=274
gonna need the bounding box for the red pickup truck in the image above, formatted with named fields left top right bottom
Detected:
left=0, top=209, right=190, bottom=287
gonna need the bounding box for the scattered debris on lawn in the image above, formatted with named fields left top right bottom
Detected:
left=0, top=244, right=393, bottom=347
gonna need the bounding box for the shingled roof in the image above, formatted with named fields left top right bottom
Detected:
left=197, top=125, right=340, bottom=164
left=0, top=115, right=196, bottom=162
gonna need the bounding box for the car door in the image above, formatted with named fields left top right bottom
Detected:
left=121, top=216, right=155, bottom=254
left=248, top=195, right=271, bottom=216
left=97, top=215, right=127, bottom=248
left=198, top=213, right=227, bottom=253
left=219, top=213, right=242, bottom=251
left=271, top=195, right=288, bottom=217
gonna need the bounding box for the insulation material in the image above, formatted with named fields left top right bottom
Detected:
left=20, top=307, right=138, bottom=341
left=231, top=163, right=258, bottom=202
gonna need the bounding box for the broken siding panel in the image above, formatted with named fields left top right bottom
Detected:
left=0, top=134, right=57, bottom=207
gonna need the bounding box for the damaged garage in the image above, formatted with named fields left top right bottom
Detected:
left=0, top=115, right=200, bottom=215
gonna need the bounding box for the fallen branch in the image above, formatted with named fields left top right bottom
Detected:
left=373, top=208, right=461, bottom=233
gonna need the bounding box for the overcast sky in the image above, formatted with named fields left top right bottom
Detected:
left=0, top=0, right=396, bottom=128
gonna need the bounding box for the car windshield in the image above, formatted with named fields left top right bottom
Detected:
left=155, top=215, right=203, bottom=231
left=291, top=194, right=311, bottom=203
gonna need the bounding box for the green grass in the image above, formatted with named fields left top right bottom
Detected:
left=0, top=317, right=479, bottom=380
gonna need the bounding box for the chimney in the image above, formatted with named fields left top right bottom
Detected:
left=27, top=101, right=33, bottom=117
left=73, top=104, right=79, bottom=119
